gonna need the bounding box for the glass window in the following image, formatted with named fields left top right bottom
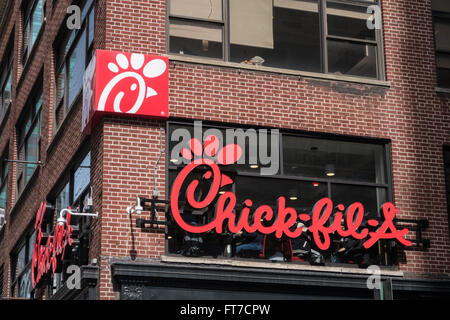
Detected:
left=22, top=0, right=44, bottom=64
left=0, top=42, right=13, bottom=123
left=0, top=149, right=8, bottom=209
left=11, top=232, right=35, bottom=299
left=168, top=0, right=383, bottom=79
left=167, top=123, right=393, bottom=267
left=432, top=1, right=450, bottom=88
left=283, top=135, right=387, bottom=184
left=48, top=150, right=91, bottom=296
left=74, top=152, right=91, bottom=202
left=54, top=0, right=95, bottom=133
left=16, top=90, right=42, bottom=195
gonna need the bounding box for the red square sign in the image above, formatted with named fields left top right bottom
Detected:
left=82, top=50, right=169, bottom=134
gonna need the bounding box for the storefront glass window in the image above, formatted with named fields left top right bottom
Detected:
left=167, top=122, right=393, bottom=267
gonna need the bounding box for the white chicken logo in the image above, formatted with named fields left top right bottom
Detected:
left=98, top=53, right=167, bottom=114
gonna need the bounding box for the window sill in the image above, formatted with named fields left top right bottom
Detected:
left=166, top=54, right=391, bottom=88
left=161, top=255, right=404, bottom=278
left=436, top=87, right=450, bottom=95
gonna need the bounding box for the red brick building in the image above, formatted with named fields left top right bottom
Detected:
left=0, top=0, right=450, bottom=300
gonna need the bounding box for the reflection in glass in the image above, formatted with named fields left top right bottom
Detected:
left=283, top=135, right=386, bottom=183
left=328, top=40, right=377, bottom=78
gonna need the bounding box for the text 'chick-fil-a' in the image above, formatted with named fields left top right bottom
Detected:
left=170, top=159, right=412, bottom=251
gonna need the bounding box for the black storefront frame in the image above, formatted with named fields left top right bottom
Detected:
left=164, top=119, right=395, bottom=266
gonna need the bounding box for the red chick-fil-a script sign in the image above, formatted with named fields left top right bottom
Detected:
left=170, top=136, right=413, bottom=251
left=82, top=50, right=169, bottom=134
left=32, top=202, right=74, bottom=288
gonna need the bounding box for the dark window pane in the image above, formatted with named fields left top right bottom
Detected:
left=18, top=267, right=32, bottom=298
left=435, top=19, right=450, bottom=52
left=169, top=20, right=223, bottom=59
left=0, top=183, right=6, bottom=208
left=327, top=39, right=377, bottom=78
left=235, top=177, right=328, bottom=212
left=74, top=152, right=91, bottom=202
left=88, top=8, right=95, bottom=47
left=231, top=3, right=321, bottom=72
left=283, top=135, right=387, bottom=184
left=31, top=0, right=43, bottom=46
left=432, top=0, right=450, bottom=13
left=331, top=184, right=387, bottom=219
left=56, top=182, right=70, bottom=214
left=68, top=30, right=87, bottom=107
left=437, top=52, right=450, bottom=88
left=327, top=1, right=375, bottom=41
left=17, top=245, right=26, bottom=274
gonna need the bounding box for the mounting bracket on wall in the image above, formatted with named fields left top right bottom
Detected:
left=127, top=196, right=169, bottom=229
left=394, top=218, right=430, bottom=250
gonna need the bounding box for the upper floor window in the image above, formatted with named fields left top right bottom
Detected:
left=0, top=51, right=12, bottom=125
left=432, top=0, right=450, bottom=88
left=54, top=0, right=95, bottom=133
left=10, top=230, right=35, bottom=299
left=22, top=0, right=45, bottom=65
left=168, top=0, right=384, bottom=79
left=0, top=148, right=8, bottom=210
left=16, top=87, right=43, bottom=196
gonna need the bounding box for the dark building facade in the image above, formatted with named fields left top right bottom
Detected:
left=0, top=0, right=450, bottom=300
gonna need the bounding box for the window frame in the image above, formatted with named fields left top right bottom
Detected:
left=10, top=229, right=36, bottom=299
left=16, top=86, right=43, bottom=197
left=53, top=0, right=95, bottom=134
left=46, top=149, right=91, bottom=297
left=0, top=147, right=8, bottom=210
left=165, top=120, right=395, bottom=266
left=22, top=0, right=45, bottom=66
left=432, top=7, right=450, bottom=89
left=166, top=0, right=386, bottom=80
left=0, top=46, right=13, bottom=124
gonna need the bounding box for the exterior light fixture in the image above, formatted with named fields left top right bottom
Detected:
left=127, top=197, right=143, bottom=215
left=313, top=182, right=320, bottom=187
left=326, top=164, right=335, bottom=177
left=57, top=208, right=99, bottom=227
left=250, top=164, right=259, bottom=169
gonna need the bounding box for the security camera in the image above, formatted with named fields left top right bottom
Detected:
left=135, top=197, right=143, bottom=215
left=57, top=216, right=66, bottom=227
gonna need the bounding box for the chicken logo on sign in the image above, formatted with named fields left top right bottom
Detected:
left=82, top=50, right=169, bottom=134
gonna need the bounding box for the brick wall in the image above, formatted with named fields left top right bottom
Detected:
left=0, top=0, right=449, bottom=300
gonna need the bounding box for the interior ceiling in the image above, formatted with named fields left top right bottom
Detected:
left=0, top=0, right=12, bottom=36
